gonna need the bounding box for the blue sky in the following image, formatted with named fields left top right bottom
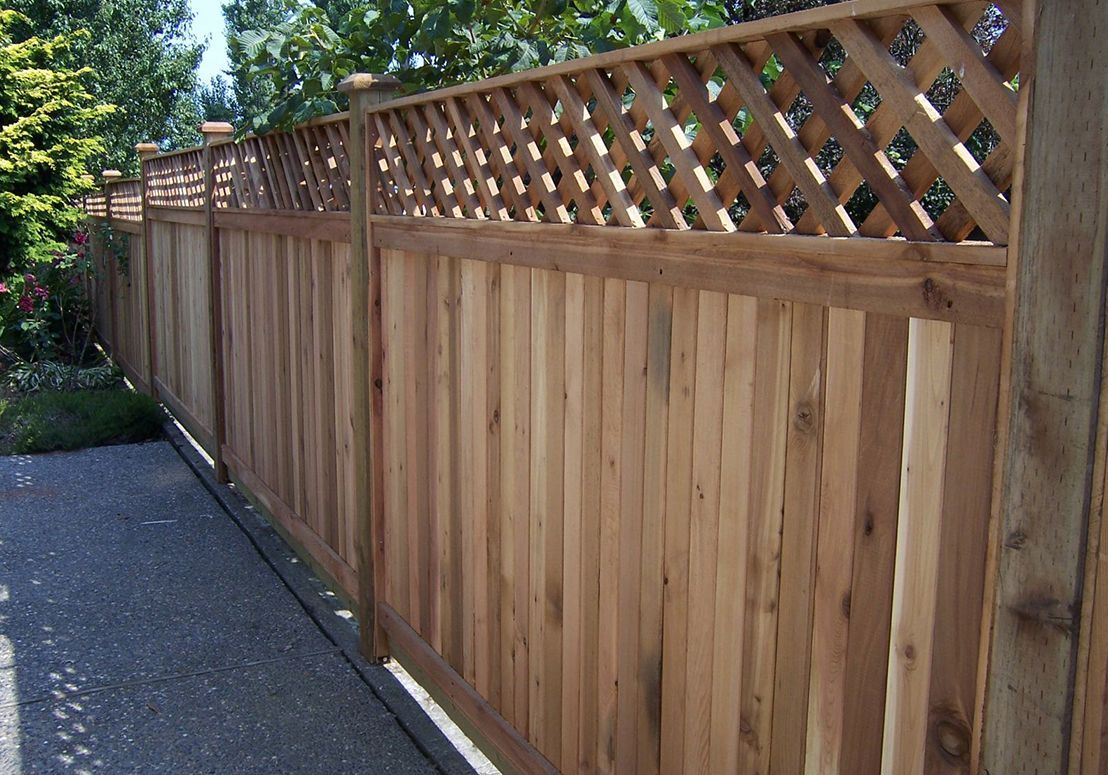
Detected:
left=190, top=0, right=230, bottom=82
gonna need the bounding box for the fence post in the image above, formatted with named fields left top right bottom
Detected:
left=338, top=73, right=401, bottom=660
left=100, top=169, right=121, bottom=353
left=201, top=122, right=234, bottom=483
left=982, top=0, right=1108, bottom=771
left=135, top=143, right=159, bottom=398
left=79, top=174, right=95, bottom=302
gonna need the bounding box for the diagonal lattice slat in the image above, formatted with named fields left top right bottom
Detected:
left=714, top=41, right=858, bottom=237
left=625, top=59, right=736, bottom=232
left=768, top=31, right=938, bottom=241
left=209, top=116, right=352, bottom=211
left=829, top=17, right=1011, bottom=243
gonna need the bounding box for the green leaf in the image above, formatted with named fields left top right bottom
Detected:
left=625, top=0, right=659, bottom=29
left=656, top=0, right=685, bottom=34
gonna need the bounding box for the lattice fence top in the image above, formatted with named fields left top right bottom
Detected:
left=146, top=149, right=205, bottom=208
left=106, top=179, right=143, bottom=221
left=85, top=191, right=107, bottom=218
left=212, top=114, right=351, bottom=211
left=367, top=0, right=1022, bottom=245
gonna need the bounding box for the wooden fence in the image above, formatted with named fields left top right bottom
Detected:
left=82, top=1, right=1108, bottom=772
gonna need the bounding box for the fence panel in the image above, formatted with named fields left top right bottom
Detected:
left=105, top=228, right=150, bottom=390
left=88, top=179, right=150, bottom=392
left=216, top=214, right=358, bottom=597
left=372, top=222, right=1004, bottom=772
left=145, top=213, right=214, bottom=451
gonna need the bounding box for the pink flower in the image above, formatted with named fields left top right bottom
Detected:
left=0, top=282, right=8, bottom=294
left=23, top=274, right=35, bottom=285
left=73, top=231, right=89, bottom=245
left=77, top=249, right=85, bottom=258
left=17, top=295, right=34, bottom=313
left=33, top=285, right=49, bottom=300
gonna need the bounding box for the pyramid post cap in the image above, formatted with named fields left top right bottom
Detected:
left=337, top=73, right=401, bottom=94
left=200, top=121, right=234, bottom=137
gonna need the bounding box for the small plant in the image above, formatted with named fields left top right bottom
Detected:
left=4, top=360, right=121, bottom=393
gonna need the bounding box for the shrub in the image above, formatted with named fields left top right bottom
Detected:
left=0, top=227, right=98, bottom=365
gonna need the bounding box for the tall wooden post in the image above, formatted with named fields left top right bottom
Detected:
left=338, top=73, right=401, bottom=660
left=201, top=122, right=234, bottom=482
left=79, top=174, right=95, bottom=309
left=982, top=0, right=1108, bottom=771
left=101, top=169, right=122, bottom=352
left=135, top=143, right=159, bottom=398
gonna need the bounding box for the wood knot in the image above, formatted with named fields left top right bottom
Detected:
left=933, top=717, right=970, bottom=762
left=794, top=402, right=815, bottom=433
left=1005, top=529, right=1027, bottom=550
left=921, top=277, right=954, bottom=310
left=863, top=511, right=875, bottom=536
left=1010, top=594, right=1075, bottom=634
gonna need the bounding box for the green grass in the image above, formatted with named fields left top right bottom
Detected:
left=0, top=389, right=163, bottom=455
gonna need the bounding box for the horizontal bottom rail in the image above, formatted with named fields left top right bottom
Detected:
left=223, top=446, right=357, bottom=598
left=378, top=603, right=558, bottom=775
left=154, top=377, right=215, bottom=455
left=117, top=361, right=150, bottom=397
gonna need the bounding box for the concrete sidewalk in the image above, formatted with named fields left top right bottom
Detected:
left=0, top=441, right=459, bottom=774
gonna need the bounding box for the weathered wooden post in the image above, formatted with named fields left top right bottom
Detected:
left=135, top=143, right=159, bottom=398
left=101, top=169, right=122, bottom=352
left=983, top=0, right=1108, bottom=771
left=79, top=173, right=95, bottom=304
left=337, top=73, right=401, bottom=660
left=201, top=122, right=234, bottom=482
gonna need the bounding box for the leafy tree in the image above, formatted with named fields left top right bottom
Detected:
left=195, top=75, right=238, bottom=123
left=230, top=0, right=731, bottom=133
left=0, top=10, right=112, bottom=275
left=9, top=0, right=204, bottom=173
left=223, top=0, right=288, bottom=126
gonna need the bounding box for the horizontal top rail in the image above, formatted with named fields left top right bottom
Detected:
left=366, top=0, right=1023, bottom=245
left=208, top=110, right=352, bottom=148
left=147, top=145, right=205, bottom=163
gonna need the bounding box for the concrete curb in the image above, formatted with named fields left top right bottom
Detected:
left=160, top=418, right=475, bottom=775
